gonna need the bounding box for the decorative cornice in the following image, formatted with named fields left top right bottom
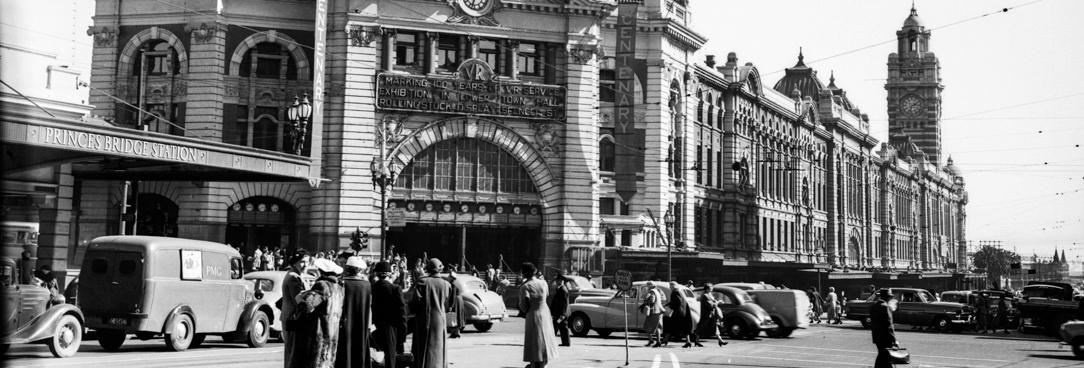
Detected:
left=347, top=25, right=382, bottom=47
left=86, top=26, right=117, bottom=48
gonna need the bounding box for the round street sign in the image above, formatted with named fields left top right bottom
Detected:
left=614, top=269, right=633, bottom=291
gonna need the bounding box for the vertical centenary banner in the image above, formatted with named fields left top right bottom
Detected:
left=309, top=0, right=328, bottom=180
left=614, top=0, right=641, bottom=203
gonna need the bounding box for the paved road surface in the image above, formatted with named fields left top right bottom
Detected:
left=5, top=319, right=1080, bottom=367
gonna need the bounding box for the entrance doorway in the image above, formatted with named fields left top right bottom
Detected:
left=386, top=224, right=540, bottom=273
left=225, top=196, right=295, bottom=261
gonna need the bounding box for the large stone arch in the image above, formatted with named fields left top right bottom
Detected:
left=117, top=26, right=189, bottom=76
left=228, top=31, right=310, bottom=80
left=387, top=116, right=558, bottom=207
left=221, top=182, right=311, bottom=214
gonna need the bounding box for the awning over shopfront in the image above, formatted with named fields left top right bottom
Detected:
left=2, top=108, right=322, bottom=184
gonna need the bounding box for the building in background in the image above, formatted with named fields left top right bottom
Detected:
left=5, top=1, right=968, bottom=292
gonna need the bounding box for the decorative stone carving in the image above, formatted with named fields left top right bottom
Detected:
left=172, top=81, right=188, bottom=97
left=184, top=23, right=221, bottom=44
left=86, top=26, right=116, bottom=48
left=531, top=122, right=560, bottom=156
left=567, top=44, right=603, bottom=64
left=325, top=82, right=345, bottom=97
left=347, top=25, right=382, bottom=47
left=446, top=0, right=503, bottom=27
left=376, top=114, right=409, bottom=147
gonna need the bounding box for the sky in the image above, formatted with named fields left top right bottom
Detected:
left=692, top=0, right=1084, bottom=266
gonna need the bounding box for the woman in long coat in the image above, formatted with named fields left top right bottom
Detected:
left=825, top=287, right=841, bottom=324
left=663, top=282, right=695, bottom=348
left=519, top=263, right=558, bottom=368
left=336, top=258, right=371, bottom=368
left=290, top=259, right=345, bottom=368
left=807, top=287, right=824, bottom=323
left=693, top=284, right=727, bottom=347
left=410, top=258, right=453, bottom=368
left=640, top=283, right=665, bottom=347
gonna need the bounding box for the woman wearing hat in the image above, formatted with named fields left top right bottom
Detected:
left=290, top=258, right=345, bottom=368
left=372, top=261, right=406, bottom=368
left=410, top=258, right=454, bottom=368
left=337, top=257, right=371, bottom=368
left=640, top=282, right=665, bottom=348
left=519, top=262, right=558, bottom=368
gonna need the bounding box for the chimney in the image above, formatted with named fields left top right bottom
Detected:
left=705, top=55, right=716, bottom=68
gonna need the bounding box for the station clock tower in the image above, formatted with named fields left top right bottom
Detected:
left=886, top=6, right=945, bottom=164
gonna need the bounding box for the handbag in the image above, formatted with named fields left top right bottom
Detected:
left=663, top=306, right=674, bottom=318
left=888, top=347, right=910, bottom=364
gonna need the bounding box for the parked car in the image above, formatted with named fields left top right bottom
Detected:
left=747, top=289, right=810, bottom=338
left=0, top=255, right=84, bottom=358
left=1017, top=282, right=1081, bottom=335
left=717, top=282, right=777, bottom=291
left=707, top=286, right=777, bottom=339
left=940, top=290, right=1019, bottom=329
left=244, top=270, right=315, bottom=340
left=80, top=236, right=274, bottom=352
left=504, top=275, right=613, bottom=311
left=407, top=273, right=508, bottom=333
left=567, top=281, right=699, bottom=338
left=846, top=288, right=971, bottom=332
left=1058, top=320, right=1084, bottom=359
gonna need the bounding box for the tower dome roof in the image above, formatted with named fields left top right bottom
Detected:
left=943, top=156, right=964, bottom=178
left=772, top=49, right=825, bottom=103
left=904, top=6, right=924, bottom=28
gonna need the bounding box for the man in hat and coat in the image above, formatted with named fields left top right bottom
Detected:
left=282, top=249, right=310, bottom=366
left=372, top=261, right=406, bottom=368
left=410, top=258, right=453, bottom=368
left=871, top=289, right=898, bottom=368
left=549, top=273, right=571, bottom=347
left=337, top=257, right=371, bottom=368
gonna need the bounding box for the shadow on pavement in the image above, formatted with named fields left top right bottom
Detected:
left=1026, top=353, right=1078, bottom=361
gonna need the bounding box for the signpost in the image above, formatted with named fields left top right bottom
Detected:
left=614, top=269, right=633, bottom=366
left=387, top=208, right=406, bottom=228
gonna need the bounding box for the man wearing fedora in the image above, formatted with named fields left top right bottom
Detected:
left=871, top=289, right=899, bottom=368
left=372, top=260, right=407, bottom=368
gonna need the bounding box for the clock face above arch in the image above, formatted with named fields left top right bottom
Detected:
left=900, top=95, right=924, bottom=117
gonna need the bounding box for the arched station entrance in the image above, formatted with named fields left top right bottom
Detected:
left=385, top=137, right=543, bottom=272
left=225, top=196, right=295, bottom=257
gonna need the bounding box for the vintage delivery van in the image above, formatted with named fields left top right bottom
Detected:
left=80, top=236, right=273, bottom=351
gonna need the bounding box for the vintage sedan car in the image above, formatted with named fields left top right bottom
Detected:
left=940, top=290, right=1019, bottom=329
left=568, top=281, right=699, bottom=338
left=504, top=275, right=612, bottom=310
left=847, top=288, right=971, bottom=332
left=0, top=255, right=84, bottom=358
left=244, top=271, right=315, bottom=339
left=717, top=282, right=777, bottom=291
left=705, top=286, right=777, bottom=339
left=1058, top=320, right=1084, bottom=359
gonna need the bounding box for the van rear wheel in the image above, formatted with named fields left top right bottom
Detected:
left=166, top=314, right=195, bottom=352
left=246, top=311, right=271, bottom=348
left=98, top=331, right=126, bottom=351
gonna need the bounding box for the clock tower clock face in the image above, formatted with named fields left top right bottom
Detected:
left=463, top=0, right=488, bottom=11
left=900, top=95, right=923, bottom=117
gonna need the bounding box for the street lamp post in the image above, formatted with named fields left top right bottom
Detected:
left=286, top=93, right=312, bottom=155
left=663, top=207, right=675, bottom=282
left=370, top=117, right=401, bottom=260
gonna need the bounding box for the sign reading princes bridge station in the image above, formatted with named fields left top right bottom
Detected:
left=377, top=59, right=566, bottom=120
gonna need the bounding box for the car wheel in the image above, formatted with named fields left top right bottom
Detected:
left=98, top=331, right=126, bottom=351
left=48, top=314, right=83, bottom=358
left=569, top=313, right=591, bottom=337
left=247, top=311, right=271, bottom=348
left=765, top=317, right=785, bottom=338
left=1072, top=340, right=1084, bottom=358
left=860, top=317, right=872, bottom=328
left=724, top=318, right=749, bottom=339
left=933, top=316, right=951, bottom=332
left=473, top=322, right=494, bottom=332
left=777, top=327, right=795, bottom=338
left=166, top=314, right=195, bottom=352
left=190, top=334, right=206, bottom=349
left=595, top=329, right=613, bottom=338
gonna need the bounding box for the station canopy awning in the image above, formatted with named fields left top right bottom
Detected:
left=2, top=106, right=321, bottom=184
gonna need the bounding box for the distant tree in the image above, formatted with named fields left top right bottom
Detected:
left=972, top=245, right=1021, bottom=287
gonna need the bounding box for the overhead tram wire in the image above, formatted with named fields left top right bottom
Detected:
left=759, top=0, right=1048, bottom=77
left=80, top=82, right=207, bottom=139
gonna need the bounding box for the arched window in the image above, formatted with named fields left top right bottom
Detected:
left=396, top=138, right=537, bottom=195
left=133, top=40, right=179, bottom=76
left=127, top=40, right=182, bottom=135
left=599, top=129, right=616, bottom=172
left=239, top=42, right=298, bottom=80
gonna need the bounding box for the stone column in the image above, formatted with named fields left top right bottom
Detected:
left=175, top=182, right=229, bottom=243
left=183, top=21, right=227, bottom=141
left=308, top=22, right=381, bottom=253
left=37, top=164, right=74, bottom=286
left=87, top=25, right=119, bottom=119
left=553, top=41, right=602, bottom=269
